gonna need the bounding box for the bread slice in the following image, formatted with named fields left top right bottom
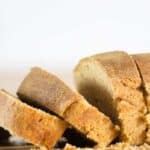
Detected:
left=74, top=51, right=147, bottom=145
left=132, top=54, right=150, bottom=143
left=0, top=90, right=67, bottom=149
left=17, top=67, right=119, bottom=147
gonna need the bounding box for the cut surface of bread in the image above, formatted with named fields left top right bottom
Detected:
left=132, top=54, right=150, bottom=143
left=132, top=54, right=150, bottom=93
left=117, top=101, right=146, bottom=144
left=74, top=51, right=147, bottom=145
left=64, top=98, right=118, bottom=147
left=132, top=54, right=150, bottom=110
left=0, top=90, right=67, bottom=150
left=17, top=67, right=119, bottom=147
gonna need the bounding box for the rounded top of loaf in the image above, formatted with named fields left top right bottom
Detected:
left=75, top=51, right=141, bottom=89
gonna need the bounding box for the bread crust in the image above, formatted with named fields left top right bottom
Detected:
left=18, top=67, right=77, bottom=117
left=17, top=67, right=118, bottom=147
left=74, top=51, right=147, bottom=145
left=92, top=51, right=141, bottom=88
left=0, top=90, right=67, bottom=149
left=74, top=51, right=146, bottom=113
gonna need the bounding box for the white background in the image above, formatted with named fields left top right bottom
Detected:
left=0, top=0, right=150, bottom=93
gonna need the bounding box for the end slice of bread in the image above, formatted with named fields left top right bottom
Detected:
left=74, top=51, right=147, bottom=145
left=0, top=90, right=67, bottom=149
left=17, top=67, right=119, bottom=147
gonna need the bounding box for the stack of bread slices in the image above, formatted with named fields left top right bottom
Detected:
left=0, top=51, right=150, bottom=150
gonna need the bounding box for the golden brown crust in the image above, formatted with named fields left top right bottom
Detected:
left=74, top=51, right=147, bottom=145
left=75, top=51, right=141, bottom=92
left=74, top=51, right=146, bottom=113
left=0, top=90, right=67, bottom=149
left=92, top=51, right=141, bottom=88
left=18, top=67, right=77, bottom=116
left=17, top=67, right=118, bottom=147
left=133, top=54, right=150, bottom=94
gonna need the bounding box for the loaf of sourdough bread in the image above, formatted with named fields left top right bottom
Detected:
left=74, top=51, right=147, bottom=145
left=0, top=90, right=67, bottom=150
left=17, top=67, right=119, bottom=148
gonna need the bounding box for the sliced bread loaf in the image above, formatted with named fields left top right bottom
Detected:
left=17, top=67, right=119, bottom=148
left=0, top=90, right=67, bottom=149
left=74, top=51, right=147, bottom=145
